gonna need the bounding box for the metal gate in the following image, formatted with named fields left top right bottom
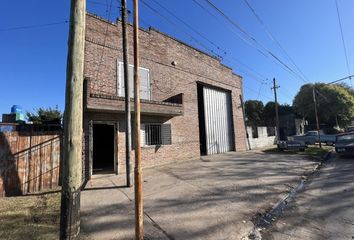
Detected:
left=203, top=86, right=233, bottom=154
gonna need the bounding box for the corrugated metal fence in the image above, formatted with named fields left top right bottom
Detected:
left=0, top=131, right=62, bottom=197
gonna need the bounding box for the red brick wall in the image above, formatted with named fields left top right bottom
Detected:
left=83, top=13, right=247, bottom=175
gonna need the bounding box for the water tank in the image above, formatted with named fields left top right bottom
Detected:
left=11, top=105, right=22, bottom=114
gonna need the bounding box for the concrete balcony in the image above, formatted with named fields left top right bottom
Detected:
left=84, top=78, right=184, bottom=117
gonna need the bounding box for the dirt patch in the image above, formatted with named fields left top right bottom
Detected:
left=0, top=190, right=61, bottom=240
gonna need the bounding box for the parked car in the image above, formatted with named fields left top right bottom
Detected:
left=346, top=126, right=354, bottom=132
left=335, top=132, right=354, bottom=156
left=277, top=140, right=306, bottom=151
left=288, top=131, right=336, bottom=145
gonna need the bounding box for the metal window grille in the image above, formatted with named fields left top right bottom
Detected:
left=145, top=124, right=162, bottom=145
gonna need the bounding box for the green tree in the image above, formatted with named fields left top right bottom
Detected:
left=337, top=83, right=354, bottom=96
left=263, top=101, right=276, bottom=126
left=293, top=83, right=354, bottom=127
left=26, top=106, right=63, bottom=124
left=244, top=100, right=264, bottom=127
left=263, top=101, right=294, bottom=126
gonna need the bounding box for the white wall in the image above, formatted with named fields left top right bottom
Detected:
left=246, top=126, right=276, bottom=150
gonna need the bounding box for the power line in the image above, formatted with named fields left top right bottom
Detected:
left=335, top=0, right=351, bottom=81
left=140, top=0, right=220, bottom=58
left=256, top=81, right=264, bottom=100
left=326, top=74, right=354, bottom=85
left=0, top=20, right=68, bottom=32
left=200, top=0, right=307, bottom=83
left=148, top=0, right=227, bottom=56
left=142, top=0, right=278, bottom=97
left=244, top=85, right=273, bottom=101
left=242, top=0, right=309, bottom=82
left=90, top=1, right=291, bottom=102
left=147, top=0, right=274, bottom=87
left=87, top=0, right=119, bottom=8
left=94, top=0, right=114, bottom=81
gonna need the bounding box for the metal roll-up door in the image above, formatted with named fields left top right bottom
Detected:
left=203, top=86, right=233, bottom=155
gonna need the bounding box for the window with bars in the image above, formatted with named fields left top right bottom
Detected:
left=140, top=123, right=172, bottom=146
left=145, top=124, right=162, bottom=145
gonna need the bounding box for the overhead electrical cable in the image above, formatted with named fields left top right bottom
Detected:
left=149, top=0, right=227, bottom=56
left=242, top=0, right=309, bottom=82
left=0, top=21, right=68, bottom=32
left=140, top=0, right=220, bottom=58
left=147, top=0, right=273, bottom=87
left=192, top=0, right=301, bottom=85
left=201, top=0, right=307, bottom=83
left=94, top=0, right=114, bottom=81
left=143, top=0, right=278, bottom=99
left=335, top=0, right=352, bottom=86
left=144, top=0, right=296, bottom=102
left=87, top=0, right=119, bottom=8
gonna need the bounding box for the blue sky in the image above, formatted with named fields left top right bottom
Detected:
left=1, top=0, right=353, bottom=116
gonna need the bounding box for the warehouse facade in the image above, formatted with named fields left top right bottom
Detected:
left=83, top=13, right=247, bottom=177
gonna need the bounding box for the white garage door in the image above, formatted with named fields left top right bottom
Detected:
left=203, top=86, right=234, bottom=155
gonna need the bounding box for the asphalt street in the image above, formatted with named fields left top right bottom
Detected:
left=264, top=153, right=354, bottom=240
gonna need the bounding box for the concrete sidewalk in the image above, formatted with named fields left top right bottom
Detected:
left=80, top=150, right=322, bottom=240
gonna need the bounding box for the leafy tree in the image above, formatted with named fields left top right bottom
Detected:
left=263, top=101, right=276, bottom=126
left=337, top=83, right=354, bottom=96
left=263, top=101, right=294, bottom=126
left=26, top=106, right=63, bottom=124
left=279, top=104, right=294, bottom=115
left=293, top=83, right=354, bottom=127
left=244, top=100, right=264, bottom=126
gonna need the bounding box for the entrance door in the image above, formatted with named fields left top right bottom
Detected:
left=93, top=124, right=115, bottom=174
left=197, top=84, right=234, bottom=155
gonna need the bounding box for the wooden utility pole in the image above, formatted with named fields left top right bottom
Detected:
left=240, top=95, right=251, bottom=150
left=272, top=78, right=280, bottom=143
left=133, top=0, right=144, bottom=239
left=60, top=0, right=85, bottom=239
left=121, top=0, right=132, bottom=187
left=313, top=86, right=322, bottom=148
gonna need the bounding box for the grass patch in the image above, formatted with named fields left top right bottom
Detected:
left=0, top=190, right=91, bottom=240
left=0, top=190, right=61, bottom=240
left=263, top=146, right=332, bottom=158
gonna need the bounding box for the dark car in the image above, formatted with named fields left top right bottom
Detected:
left=335, top=132, right=354, bottom=156
left=277, top=140, right=306, bottom=151
left=346, top=126, right=354, bottom=132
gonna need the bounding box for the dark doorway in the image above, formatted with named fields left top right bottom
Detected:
left=93, top=124, right=115, bottom=174
left=197, top=84, right=207, bottom=155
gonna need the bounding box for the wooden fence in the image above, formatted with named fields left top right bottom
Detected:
left=0, top=131, right=62, bottom=197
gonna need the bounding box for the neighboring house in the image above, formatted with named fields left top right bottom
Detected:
left=83, top=13, right=247, bottom=178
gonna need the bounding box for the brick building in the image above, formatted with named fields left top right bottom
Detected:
left=83, top=13, right=247, bottom=178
